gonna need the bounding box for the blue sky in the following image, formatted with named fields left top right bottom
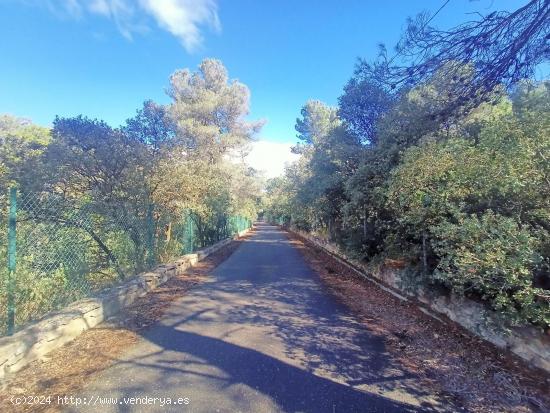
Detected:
left=0, top=0, right=533, bottom=147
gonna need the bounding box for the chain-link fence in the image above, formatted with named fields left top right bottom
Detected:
left=0, top=188, right=251, bottom=336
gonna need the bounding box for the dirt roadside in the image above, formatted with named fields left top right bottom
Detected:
left=287, top=230, right=550, bottom=413
left=0, top=235, right=249, bottom=413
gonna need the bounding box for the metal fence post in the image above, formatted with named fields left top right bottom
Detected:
left=7, top=187, right=17, bottom=335
left=186, top=211, right=194, bottom=253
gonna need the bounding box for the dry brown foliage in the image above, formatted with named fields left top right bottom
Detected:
left=288, top=231, right=550, bottom=413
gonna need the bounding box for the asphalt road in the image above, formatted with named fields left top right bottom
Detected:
left=68, top=223, right=450, bottom=413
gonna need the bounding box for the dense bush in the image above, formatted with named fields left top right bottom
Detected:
left=431, top=212, right=547, bottom=326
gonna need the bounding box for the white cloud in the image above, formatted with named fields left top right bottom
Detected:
left=139, top=0, right=220, bottom=51
left=87, top=0, right=144, bottom=40
left=61, top=0, right=82, bottom=17
left=27, top=0, right=220, bottom=51
left=88, top=0, right=110, bottom=16
left=246, top=140, right=299, bottom=179
left=36, top=0, right=83, bottom=18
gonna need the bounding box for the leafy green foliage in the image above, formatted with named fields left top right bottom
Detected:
left=431, top=212, right=548, bottom=326
left=280, top=100, right=362, bottom=238
left=0, top=59, right=262, bottom=334
left=383, top=83, right=550, bottom=325
left=0, top=115, right=50, bottom=193
left=266, top=73, right=550, bottom=328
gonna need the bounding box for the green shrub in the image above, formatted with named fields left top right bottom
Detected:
left=430, top=211, right=549, bottom=327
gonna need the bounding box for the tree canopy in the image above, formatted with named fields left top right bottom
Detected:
left=264, top=2, right=550, bottom=328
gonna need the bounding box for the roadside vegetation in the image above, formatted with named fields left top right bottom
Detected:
left=264, top=1, right=550, bottom=329
left=0, top=59, right=263, bottom=333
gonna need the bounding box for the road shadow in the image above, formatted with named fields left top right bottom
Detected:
left=68, top=223, right=457, bottom=412
left=134, top=326, right=432, bottom=412
left=172, top=224, right=424, bottom=391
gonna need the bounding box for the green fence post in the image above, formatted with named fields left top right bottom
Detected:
left=7, top=187, right=17, bottom=335
left=185, top=210, right=194, bottom=253
left=190, top=212, right=194, bottom=252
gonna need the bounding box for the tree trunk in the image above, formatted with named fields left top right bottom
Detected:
left=165, top=221, right=172, bottom=243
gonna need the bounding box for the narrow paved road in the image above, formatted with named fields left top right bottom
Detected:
left=69, top=224, right=449, bottom=413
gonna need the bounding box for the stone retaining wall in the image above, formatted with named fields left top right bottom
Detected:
left=291, top=229, right=550, bottom=374
left=0, top=229, right=250, bottom=381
